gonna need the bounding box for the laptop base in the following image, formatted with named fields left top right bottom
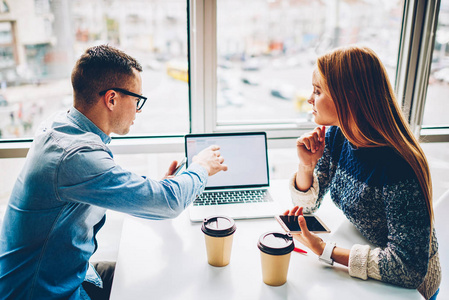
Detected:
left=189, top=201, right=280, bottom=222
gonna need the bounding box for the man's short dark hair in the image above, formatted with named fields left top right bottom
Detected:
left=71, top=44, right=143, bottom=108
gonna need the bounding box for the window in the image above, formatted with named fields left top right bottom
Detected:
left=214, top=0, right=404, bottom=132
left=424, top=0, right=449, bottom=128
left=393, top=0, right=449, bottom=143
left=1, top=0, right=449, bottom=155
left=0, top=0, right=189, bottom=140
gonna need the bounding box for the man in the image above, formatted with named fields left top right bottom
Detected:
left=0, top=45, right=227, bottom=299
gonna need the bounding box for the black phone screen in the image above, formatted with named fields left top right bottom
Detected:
left=279, top=215, right=327, bottom=232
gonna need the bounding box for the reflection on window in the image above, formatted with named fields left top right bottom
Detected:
left=216, top=0, right=404, bottom=125
left=0, top=0, right=188, bottom=140
left=424, top=0, right=449, bottom=127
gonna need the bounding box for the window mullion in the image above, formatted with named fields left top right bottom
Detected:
left=189, top=0, right=206, bottom=133
left=396, top=0, right=424, bottom=128
left=396, top=0, right=440, bottom=137
left=189, top=0, right=217, bottom=134
left=412, top=0, right=440, bottom=136
left=203, top=0, right=217, bottom=133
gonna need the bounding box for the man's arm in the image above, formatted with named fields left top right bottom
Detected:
left=55, top=144, right=226, bottom=220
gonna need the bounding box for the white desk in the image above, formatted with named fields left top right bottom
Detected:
left=110, top=180, right=421, bottom=300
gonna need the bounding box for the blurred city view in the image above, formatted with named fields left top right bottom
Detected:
left=215, top=0, right=404, bottom=123
left=0, top=0, right=448, bottom=139
left=0, top=0, right=190, bottom=138
left=426, top=0, right=449, bottom=127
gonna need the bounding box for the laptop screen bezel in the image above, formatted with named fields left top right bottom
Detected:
left=184, top=132, right=270, bottom=190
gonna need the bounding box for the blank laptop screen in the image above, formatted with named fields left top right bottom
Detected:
left=185, top=133, right=269, bottom=189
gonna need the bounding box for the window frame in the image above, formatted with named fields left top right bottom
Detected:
left=396, top=0, right=449, bottom=143
left=417, top=0, right=449, bottom=143
left=0, top=0, right=448, bottom=160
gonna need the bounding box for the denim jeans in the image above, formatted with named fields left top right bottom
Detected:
left=82, top=262, right=116, bottom=300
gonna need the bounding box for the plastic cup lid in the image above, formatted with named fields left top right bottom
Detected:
left=257, top=232, right=295, bottom=255
left=201, top=216, right=236, bottom=237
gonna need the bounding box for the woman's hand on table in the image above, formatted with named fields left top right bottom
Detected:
left=283, top=206, right=326, bottom=256
left=284, top=206, right=350, bottom=266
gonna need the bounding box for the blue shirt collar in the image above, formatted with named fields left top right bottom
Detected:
left=67, top=107, right=111, bottom=144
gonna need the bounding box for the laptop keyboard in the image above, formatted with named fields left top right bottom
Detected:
left=193, top=189, right=272, bottom=206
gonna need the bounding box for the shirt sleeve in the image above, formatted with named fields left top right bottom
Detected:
left=55, top=144, right=208, bottom=220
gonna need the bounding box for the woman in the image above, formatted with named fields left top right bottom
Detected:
left=286, top=46, right=440, bottom=299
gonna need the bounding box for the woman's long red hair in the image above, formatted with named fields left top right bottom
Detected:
left=317, top=46, right=433, bottom=225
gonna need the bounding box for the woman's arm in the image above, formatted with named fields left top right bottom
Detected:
left=295, top=126, right=326, bottom=191
left=287, top=183, right=432, bottom=289
left=290, top=126, right=340, bottom=213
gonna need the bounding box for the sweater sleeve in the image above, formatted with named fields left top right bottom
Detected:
left=289, top=171, right=320, bottom=213
left=289, top=126, right=340, bottom=212
left=349, top=236, right=440, bottom=300
left=348, top=180, right=431, bottom=289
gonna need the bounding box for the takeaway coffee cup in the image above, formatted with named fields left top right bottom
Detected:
left=257, top=232, right=295, bottom=286
left=201, top=216, right=237, bottom=267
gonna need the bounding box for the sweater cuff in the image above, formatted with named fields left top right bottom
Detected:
left=367, top=248, right=381, bottom=280
left=289, top=172, right=319, bottom=213
left=348, top=244, right=371, bottom=280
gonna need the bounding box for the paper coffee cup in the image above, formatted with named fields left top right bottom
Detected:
left=201, top=216, right=236, bottom=267
left=257, top=232, right=295, bottom=286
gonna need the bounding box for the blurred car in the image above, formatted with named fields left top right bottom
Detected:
left=270, top=84, right=295, bottom=100
left=0, top=94, right=8, bottom=106
left=241, top=75, right=259, bottom=86
left=146, top=59, right=163, bottom=71
left=218, top=60, right=233, bottom=69
left=242, top=58, right=261, bottom=71
left=433, top=68, right=449, bottom=83
left=272, top=56, right=302, bottom=69
left=218, top=70, right=240, bottom=90
left=217, top=88, right=244, bottom=107
left=155, top=53, right=172, bottom=62
left=166, top=61, right=188, bottom=82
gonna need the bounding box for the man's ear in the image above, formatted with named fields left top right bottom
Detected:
left=103, top=90, right=117, bottom=111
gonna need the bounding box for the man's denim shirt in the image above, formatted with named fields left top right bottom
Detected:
left=0, top=107, right=208, bottom=299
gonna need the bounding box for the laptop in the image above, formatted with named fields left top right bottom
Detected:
left=185, top=132, right=280, bottom=222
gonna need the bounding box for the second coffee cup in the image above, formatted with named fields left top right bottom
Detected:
left=201, top=216, right=236, bottom=267
left=257, top=232, right=295, bottom=286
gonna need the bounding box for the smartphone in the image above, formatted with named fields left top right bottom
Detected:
left=173, top=157, right=187, bottom=176
left=275, top=214, right=331, bottom=233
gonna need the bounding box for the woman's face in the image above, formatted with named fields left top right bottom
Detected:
left=308, top=69, right=339, bottom=126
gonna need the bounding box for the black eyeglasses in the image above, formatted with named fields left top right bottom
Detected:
left=99, top=88, right=147, bottom=111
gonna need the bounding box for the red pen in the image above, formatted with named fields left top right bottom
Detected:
left=294, top=247, right=307, bottom=254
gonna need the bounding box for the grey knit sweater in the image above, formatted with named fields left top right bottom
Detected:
left=290, top=126, right=441, bottom=299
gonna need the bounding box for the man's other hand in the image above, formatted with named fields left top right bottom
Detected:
left=161, top=160, right=178, bottom=180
